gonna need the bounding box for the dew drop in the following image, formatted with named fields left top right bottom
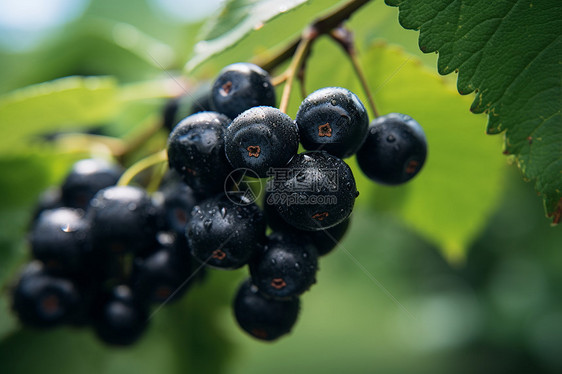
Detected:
left=220, top=207, right=227, bottom=218
left=386, top=134, right=396, bottom=142
left=127, top=203, right=137, bottom=211
left=302, top=252, right=308, bottom=259
left=270, top=258, right=277, bottom=265
left=294, top=262, right=301, bottom=271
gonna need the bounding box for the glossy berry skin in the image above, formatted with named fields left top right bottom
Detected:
left=233, top=279, right=300, bottom=341
left=61, top=159, right=122, bottom=210
left=92, top=285, right=148, bottom=346
left=357, top=113, right=427, bottom=185
left=187, top=194, right=266, bottom=270
left=267, top=151, right=358, bottom=231
left=88, top=186, right=159, bottom=256
left=167, top=112, right=232, bottom=196
left=225, top=106, right=299, bottom=177
left=31, top=208, right=90, bottom=274
left=211, top=63, right=276, bottom=119
left=12, top=262, right=81, bottom=328
left=263, top=197, right=350, bottom=256
left=132, top=246, right=194, bottom=304
left=250, top=233, right=318, bottom=298
left=295, top=87, right=369, bottom=158
left=159, top=179, right=198, bottom=235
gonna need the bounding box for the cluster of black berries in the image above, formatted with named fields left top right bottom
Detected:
left=11, top=159, right=205, bottom=346
left=165, top=62, right=428, bottom=340
left=12, top=61, right=427, bottom=344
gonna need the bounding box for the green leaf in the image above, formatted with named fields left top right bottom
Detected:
left=298, top=38, right=506, bottom=262
left=186, top=0, right=310, bottom=71
left=0, top=77, right=120, bottom=154
left=385, top=0, right=562, bottom=222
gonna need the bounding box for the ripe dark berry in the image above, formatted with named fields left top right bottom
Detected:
left=167, top=112, right=232, bottom=196
left=263, top=197, right=350, bottom=256
left=267, top=151, right=358, bottom=231
left=305, top=217, right=350, bottom=256
left=92, top=285, right=148, bottom=346
left=250, top=232, right=318, bottom=298
left=61, top=159, right=122, bottom=210
left=132, top=246, right=194, bottom=304
left=31, top=208, right=90, bottom=274
left=88, top=186, right=159, bottom=256
left=12, top=262, right=81, bottom=328
left=233, top=279, right=300, bottom=341
left=357, top=113, right=427, bottom=185
left=159, top=178, right=198, bottom=235
left=225, top=106, right=299, bottom=177
left=187, top=193, right=266, bottom=269
left=295, top=87, right=369, bottom=158
left=211, top=63, right=276, bottom=119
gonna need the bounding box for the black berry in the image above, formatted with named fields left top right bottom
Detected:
left=187, top=193, right=266, bottom=269
left=211, top=63, right=276, bottom=119
left=92, top=285, right=148, bottom=346
left=159, top=178, right=198, bottom=235
left=264, top=197, right=350, bottom=256
left=250, top=232, right=318, bottom=298
left=61, top=158, right=122, bottom=210
left=357, top=113, right=427, bottom=185
left=266, top=151, right=358, bottom=231
left=31, top=208, right=91, bottom=275
left=167, top=112, right=232, bottom=196
left=225, top=106, right=299, bottom=177
left=295, top=87, right=369, bottom=158
left=233, top=279, right=300, bottom=341
left=132, top=246, right=194, bottom=304
left=12, top=262, right=81, bottom=328
left=88, top=186, right=159, bottom=256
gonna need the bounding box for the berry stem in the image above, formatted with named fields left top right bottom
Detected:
left=330, top=27, right=379, bottom=118
left=279, top=33, right=314, bottom=114
left=255, top=0, right=371, bottom=73
left=117, top=149, right=168, bottom=187
left=271, top=73, right=288, bottom=87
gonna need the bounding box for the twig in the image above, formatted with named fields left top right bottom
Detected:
left=117, top=149, right=168, bottom=187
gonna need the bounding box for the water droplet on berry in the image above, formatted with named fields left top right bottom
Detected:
left=302, top=252, right=308, bottom=259
left=128, top=203, right=137, bottom=211
left=294, top=262, right=301, bottom=271
left=220, top=207, right=227, bottom=218
left=330, top=99, right=337, bottom=106
left=60, top=224, right=73, bottom=233
left=386, top=134, right=396, bottom=142
left=271, top=258, right=277, bottom=265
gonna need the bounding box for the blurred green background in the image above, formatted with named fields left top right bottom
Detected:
left=0, top=0, right=560, bottom=373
